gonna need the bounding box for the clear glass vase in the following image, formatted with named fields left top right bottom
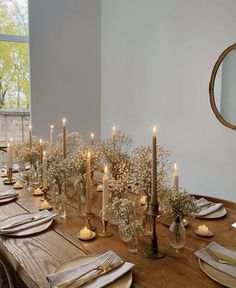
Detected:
left=169, top=216, right=185, bottom=249
left=58, top=202, right=67, bottom=219
left=55, top=185, right=67, bottom=219
left=128, top=234, right=139, bottom=253
left=30, top=163, right=41, bottom=187
left=74, top=176, right=87, bottom=217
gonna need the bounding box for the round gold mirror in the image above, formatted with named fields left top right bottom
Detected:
left=209, top=43, right=236, bottom=129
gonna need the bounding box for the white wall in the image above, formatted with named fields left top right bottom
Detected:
left=29, top=0, right=101, bottom=142
left=101, top=0, right=236, bottom=201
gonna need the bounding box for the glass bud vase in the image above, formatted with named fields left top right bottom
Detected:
left=169, top=216, right=185, bottom=249
left=56, top=185, right=67, bottom=219
left=58, top=202, right=67, bottom=219
left=74, top=176, right=87, bottom=217
left=128, top=234, right=139, bottom=253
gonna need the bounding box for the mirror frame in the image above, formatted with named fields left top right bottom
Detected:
left=209, top=43, right=236, bottom=129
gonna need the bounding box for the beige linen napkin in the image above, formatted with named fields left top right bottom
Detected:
left=0, top=189, right=17, bottom=199
left=47, top=250, right=134, bottom=288
left=194, top=198, right=223, bottom=217
left=0, top=210, right=55, bottom=234
left=195, top=242, right=236, bottom=278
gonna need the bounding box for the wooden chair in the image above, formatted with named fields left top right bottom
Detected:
left=0, top=249, right=16, bottom=288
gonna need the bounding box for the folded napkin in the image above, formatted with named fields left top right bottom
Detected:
left=47, top=250, right=134, bottom=288
left=194, top=198, right=223, bottom=217
left=195, top=198, right=211, bottom=207
left=195, top=242, right=236, bottom=278
left=0, top=210, right=55, bottom=234
left=0, top=189, right=17, bottom=199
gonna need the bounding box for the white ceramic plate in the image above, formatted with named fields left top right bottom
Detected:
left=0, top=213, right=54, bottom=236
left=198, top=207, right=227, bottom=219
left=0, top=195, right=18, bottom=204
left=199, top=259, right=236, bottom=288
left=55, top=255, right=133, bottom=288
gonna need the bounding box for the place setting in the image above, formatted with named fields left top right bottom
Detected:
left=195, top=241, right=236, bottom=288
left=47, top=250, right=134, bottom=288
left=0, top=210, right=56, bottom=236
left=194, top=197, right=227, bottom=219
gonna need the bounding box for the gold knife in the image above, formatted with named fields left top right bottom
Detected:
left=70, top=260, right=125, bottom=288
left=208, top=248, right=236, bottom=265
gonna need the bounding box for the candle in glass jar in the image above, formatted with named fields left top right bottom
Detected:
left=173, top=162, right=179, bottom=192
left=102, top=166, right=109, bottom=217
left=197, top=225, right=209, bottom=236
left=50, top=124, right=54, bottom=145
left=151, top=125, right=157, bottom=207
left=62, top=118, right=66, bottom=158
left=42, top=151, right=47, bottom=189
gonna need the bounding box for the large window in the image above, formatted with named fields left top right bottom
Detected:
left=0, top=0, right=29, bottom=147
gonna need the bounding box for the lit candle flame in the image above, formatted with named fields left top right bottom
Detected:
left=50, top=124, right=54, bottom=129
left=10, top=137, right=13, bottom=142
left=29, top=125, right=32, bottom=131
left=88, top=151, right=91, bottom=158
left=112, top=126, right=116, bottom=133
left=174, top=162, right=178, bottom=170
left=39, top=139, right=43, bottom=145
left=62, top=118, right=66, bottom=126
left=91, top=133, right=94, bottom=139
left=152, top=125, right=157, bottom=137
left=43, top=150, right=46, bottom=157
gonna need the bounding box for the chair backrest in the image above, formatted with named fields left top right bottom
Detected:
left=0, top=250, right=16, bottom=288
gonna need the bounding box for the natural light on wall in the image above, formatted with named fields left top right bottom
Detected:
left=0, top=0, right=30, bottom=149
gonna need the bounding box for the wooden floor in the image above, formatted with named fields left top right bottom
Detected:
left=0, top=177, right=235, bottom=288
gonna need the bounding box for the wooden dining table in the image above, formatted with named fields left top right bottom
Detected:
left=0, top=176, right=235, bottom=288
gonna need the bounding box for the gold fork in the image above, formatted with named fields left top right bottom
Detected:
left=206, top=248, right=236, bottom=265
left=72, top=260, right=125, bottom=288
left=58, top=254, right=116, bottom=288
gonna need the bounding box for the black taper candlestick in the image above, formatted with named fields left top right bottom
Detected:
left=144, top=202, right=165, bottom=259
